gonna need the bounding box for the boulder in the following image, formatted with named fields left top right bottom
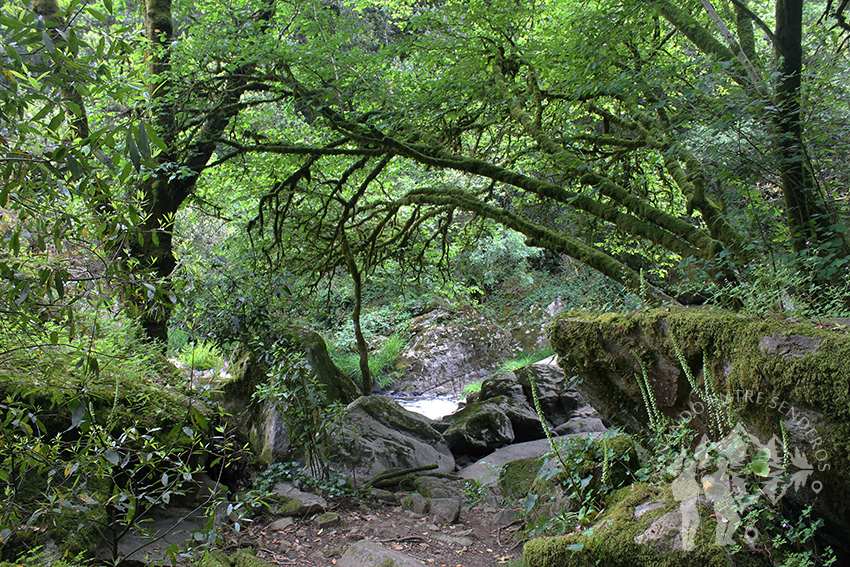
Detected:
left=441, top=398, right=516, bottom=455
left=395, top=305, right=513, bottom=395
left=271, top=482, right=327, bottom=516
left=522, top=485, right=770, bottom=567
left=218, top=326, right=360, bottom=465
left=328, top=396, right=455, bottom=482
left=514, top=359, right=586, bottom=427
left=548, top=308, right=850, bottom=527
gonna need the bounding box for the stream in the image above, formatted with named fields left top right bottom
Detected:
left=395, top=394, right=460, bottom=420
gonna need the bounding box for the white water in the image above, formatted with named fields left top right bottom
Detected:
left=398, top=395, right=460, bottom=420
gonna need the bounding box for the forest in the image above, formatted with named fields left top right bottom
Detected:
left=1, top=0, right=850, bottom=563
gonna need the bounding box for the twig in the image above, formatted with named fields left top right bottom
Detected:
left=373, top=535, right=426, bottom=544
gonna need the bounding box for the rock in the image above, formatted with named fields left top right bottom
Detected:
left=547, top=308, right=850, bottom=525
left=633, top=510, right=686, bottom=550
left=328, top=395, right=455, bottom=481
left=429, top=497, right=461, bottom=525
left=400, top=493, right=429, bottom=515
left=272, top=482, right=327, bottom=516
left=442, top=398, right=515, bottom=455
left=395, top=305, right=513, bottom=396
left=337, top=540, right=426, bottom=567
left=218, top=327, right=360, bottom=465
left=268, top=517, right=294, bottom=531
left=553, top=416, right=606, bottom=435
left=514, top=358, right=585, bottom=426
left=412, top=475, right=464, bottom=524
left=480, top=372, right=527, bottom=403
left=522, top=485, right=763, bottom=567
left=316, top=512, right=341, bottom=528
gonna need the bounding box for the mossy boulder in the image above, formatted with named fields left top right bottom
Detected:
left=548, top=308, right=850, bottom=527
left=522, top=484, right=771, bottom=567
left=499, top=432, right=638, bottom=525
left=441, top=396, right=517, bottom=455
left=219, top=326, right=359, bottom=465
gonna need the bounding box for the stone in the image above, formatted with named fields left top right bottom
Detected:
left=337, top=540, right=426, bottom=567
left=441, top=398, right=515, bottom=456
left=515, top=358, right=588, bottom=426
left=634, top=510, right=686, bottom=550
left=553, top=416, right=606, bottom=435
left=272, top=482, right=327, bottom=516
left=394, top=305, right=513, bottom=396
left=429, top=497, right=461, bottom=525
left=268, top=517, right=294, bottom=531
left=316, top=512, right=341, bottom=528
left=400, top=493, right=429, bottom=515
left=328, top=396, right=455, bottom=481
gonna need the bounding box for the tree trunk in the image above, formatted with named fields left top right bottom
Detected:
left=343, top=236, right=372, bottom=395
left=773, top=0, right=836, bottom=253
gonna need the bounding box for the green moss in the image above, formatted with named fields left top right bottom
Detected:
left=522, top=484, right=770, bottom=567
left=500, top=455, right=545, bottom=500
left=548, top=307, right=850, bottom=524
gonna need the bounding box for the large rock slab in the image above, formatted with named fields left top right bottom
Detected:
left=395, top=305, right=513, bottom=395
left=337, top=541, right=425, bottom=567
left=329, top=395, right=455, bottom=481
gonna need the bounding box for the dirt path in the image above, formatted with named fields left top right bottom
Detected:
left=224, top=497, right=525, bottom=567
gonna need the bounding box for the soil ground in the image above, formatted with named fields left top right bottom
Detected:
left=224, top=496, right=526, bottom=567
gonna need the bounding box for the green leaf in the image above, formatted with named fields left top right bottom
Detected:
left=41, top=30, right=55, bottom=53
left=748, top=460, right=770, bottom=477
left=86, top=8, right=108, bottom=24
left=136, top=122, right=151, bottom=160
left=127, top=128, right=140, bottom=172
left=104, top=0, right=113, bottom=14
left=105, top=449, right=120, bottom=466
left=70, top=399, right=87, bottom=428
left=143, top=122, right=168, bottom=153
left=567, top=543, right=584, bottom=552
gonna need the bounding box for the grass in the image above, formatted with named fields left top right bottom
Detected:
left=497, top=346, right=555, bottom=374
left=462, top=380, right=483, bottom=395
left=330, top=332, right=406, bottom=389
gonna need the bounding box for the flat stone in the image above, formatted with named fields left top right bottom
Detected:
left=316, top=512, right=341, bottom=528
left=272, top=482, right=327, bottom=516
left=337, top=540, right=426, bottom=567
left=457, top=432, right=603, bottom=485
left=268, top=517, right=294, bottom=531
left=432, top=533, right=474, bottom=547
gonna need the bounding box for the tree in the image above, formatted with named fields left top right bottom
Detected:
left=7, top=0, right=849, bottom=346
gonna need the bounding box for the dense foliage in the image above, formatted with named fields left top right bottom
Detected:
left=2, top=0, right=850, bottom=562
